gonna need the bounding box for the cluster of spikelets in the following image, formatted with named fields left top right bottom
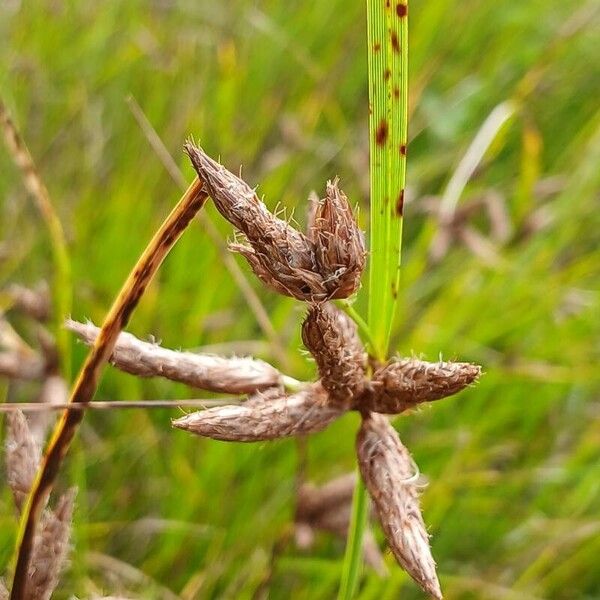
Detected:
left=66, top=144, right=481, bottom=599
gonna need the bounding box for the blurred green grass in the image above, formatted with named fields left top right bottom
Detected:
left=1, top=0, right=599, bottom=598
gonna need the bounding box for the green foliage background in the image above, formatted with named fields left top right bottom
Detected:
left=1, top=1, right=599, bottom=598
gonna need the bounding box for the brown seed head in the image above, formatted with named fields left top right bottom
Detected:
left=361, top=357, right=481, bottom=414
left=185, top=143, right=365, bottom=301
left=357, top=414, right=442, bottom=599
left=185, top=143, right=320, bottom=299
left=67, top=319, right=282, bottom=395
left=301, top=303, right=366, bottom=407
left=307, top=179, right=366, bottom=299
left=172, top=383, right=342, bottom=442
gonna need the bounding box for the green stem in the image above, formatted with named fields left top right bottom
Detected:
left=339, top=0, right=409, bottom=597
left=336, top=300, right=377, bottom=354
left=337, top=475, right=369, bottom=600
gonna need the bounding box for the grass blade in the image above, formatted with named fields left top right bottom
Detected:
left=340, top=1, right=409, bottom=598
left=367, top=0, right=408, bottom=360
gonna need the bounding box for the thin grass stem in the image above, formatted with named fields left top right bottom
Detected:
left=0, top=98, right=73, bottom=379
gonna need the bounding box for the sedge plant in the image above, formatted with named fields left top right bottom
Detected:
left=5, top=2, right=481, bottom=598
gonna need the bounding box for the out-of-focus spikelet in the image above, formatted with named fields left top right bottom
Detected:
left=5, top=410, right=41, bottom=512
left=295, top=472, right=387, bottom=575
left=27, top=488, right=77, bottom=600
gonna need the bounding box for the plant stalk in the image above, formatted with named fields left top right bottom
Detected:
left=10, top=178, right=207, bottom=599
left=339, top=0, right=409, bottom=597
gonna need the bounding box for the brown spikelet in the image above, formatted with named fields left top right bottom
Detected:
left=5, top=410, right=42, bottom=512
left=308, top=179, right=366, bottom=299
left=66, top=319, right=282, bottom=394
left=185, top=142, right=322, bottom=300
left=27, top=488, right=77, bottom=600
left=301, top=303, right=366, bottom=407
left=185, top=143, right=366, bottom=301
left=172, top=383, right=342, bottom=441
left=361, top=358, right=481, bottom=414
left=357, top=414, right=442, bottom=599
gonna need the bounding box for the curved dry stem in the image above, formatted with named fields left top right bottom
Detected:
left=10, top=178, right=207, bottom=599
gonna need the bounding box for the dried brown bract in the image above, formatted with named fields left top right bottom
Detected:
left=67, top=319, right=282, bottom=395
left=301, top=303, right=366, bottom=407
left=28, top=488, right=76, bottom=600
left=364, top=358, right=481, bottom=414
left=185, top=143, right=365, bottom=301
left=357, top=414, right=442, bottom=600
left=172, top=383, right=342, bottom=442
left=307, top=179, right=366, bottom=299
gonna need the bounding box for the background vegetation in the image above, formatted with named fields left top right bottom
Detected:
left=1, top=0, right=599, bottom=598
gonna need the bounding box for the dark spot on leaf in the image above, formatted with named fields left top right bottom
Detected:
left=395, top=189, right=405, bottom=216
left=375, top=119, right=389, bottom=146
left=393, top=87, right=400, bottom=99
left=373, top=42, right=381, bottom=52
left=396, top=3, right=407, bottom=17
left=384, top=68, right=391, bottom=81
left=391, top=31, right=400, bottom=53
left=391, top=282, right=398, bottom=299
left=400, top=144, right=406, bottom=155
